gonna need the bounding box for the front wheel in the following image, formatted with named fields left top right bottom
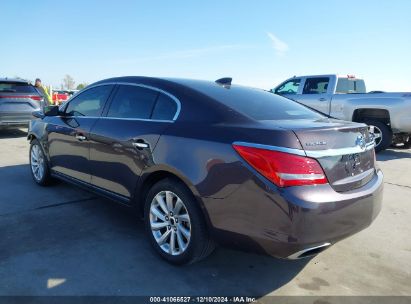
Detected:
left=366, top=120, right=392, bottom=152
left=144, top=178, right=214, bottom=265
left=30, top=139, right=52, bottom=186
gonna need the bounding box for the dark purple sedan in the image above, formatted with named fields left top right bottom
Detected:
left=28, top=77, right=383, bottom=264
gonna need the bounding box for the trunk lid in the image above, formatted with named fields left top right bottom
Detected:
left=261, top=118, right=376, bottom=192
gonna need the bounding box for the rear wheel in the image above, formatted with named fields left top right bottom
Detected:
left=366, top=120, right=392, bottom=152
left=30, top=139, right=52, bottom=186
left=144, top=178, right=214, bottom=265
left=398, top=136, right=411, bottom=149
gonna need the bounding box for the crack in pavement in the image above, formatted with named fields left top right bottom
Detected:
left=0, top=196, right=97, bottom=218
left=384, top=182, right=411, bottom=189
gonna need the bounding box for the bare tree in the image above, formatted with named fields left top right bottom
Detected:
left=63, top=75, right=75, bottom=90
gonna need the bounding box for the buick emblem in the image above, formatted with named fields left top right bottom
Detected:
left=356, top=135, right=366, bottom=149
left=345, top=153, right=361, bottom=175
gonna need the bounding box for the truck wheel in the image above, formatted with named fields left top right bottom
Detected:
left=366, top=120, right=392, bottom=152
left=400, top=136, right=411, bottom=149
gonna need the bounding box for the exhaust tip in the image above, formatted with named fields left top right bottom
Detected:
left=287, top=243, right=331, bottom=260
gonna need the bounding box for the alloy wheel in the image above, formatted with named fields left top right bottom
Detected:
left=149, top=191, right=191, bottom=256
left=31, top=144, right=45, bottom=181
left=369, top=125, right=382, bottom=148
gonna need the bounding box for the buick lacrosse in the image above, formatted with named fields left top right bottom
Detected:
left=28, top=77, right=383, bottom=264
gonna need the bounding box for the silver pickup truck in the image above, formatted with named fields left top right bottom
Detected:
left=272, top=74, right=411, bottom=152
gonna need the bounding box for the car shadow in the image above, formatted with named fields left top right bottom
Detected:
left=0, top=128, right=28, bottom=139
left=377, top=148, right=411, bottom=162
left=0, top=164, right=310, bottom=297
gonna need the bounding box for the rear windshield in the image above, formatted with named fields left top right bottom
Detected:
left=190, top=83, right=324, bottom=121
left=0, top=81, right=37, bottom=93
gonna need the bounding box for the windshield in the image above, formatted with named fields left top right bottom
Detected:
left=0, top=81, right=37, bottom=93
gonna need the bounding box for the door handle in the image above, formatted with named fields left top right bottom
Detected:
left=75, top=134, right=87, bottom=141
left=132, top=142, right=149, bottom=149
left=318, top=97, right=327, bottom=101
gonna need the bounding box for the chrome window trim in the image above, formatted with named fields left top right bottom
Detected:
left=233, top=141, right=307, bottom=157
left=110, top=82, right=181, bottom=121
left=55, top=116, right=174, bottom=123
left=59, top=82, right=181, bottom=122
left=100, top=116, right=174, bottom=123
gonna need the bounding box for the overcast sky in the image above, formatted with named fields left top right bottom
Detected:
left=1, top=0, right=410, bottom=91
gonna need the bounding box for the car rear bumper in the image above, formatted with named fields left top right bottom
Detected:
left=0, top=112, right=33, bottom=126
left=203, top=169, right=383, bottom=259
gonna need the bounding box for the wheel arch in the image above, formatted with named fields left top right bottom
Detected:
left=352, top=108, right=391, bottom=127
left=133, top=167, right=212, bottom=228
left=27, top=133, right=37, bottom=142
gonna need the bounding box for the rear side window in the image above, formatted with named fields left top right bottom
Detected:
left=151, top=93, right=178, bottom=120
left=336, top=78, right=366, bottom=94
left=0, top=82, right=37, bottom=93
left=107, top=85, right=158, bottom=119
left=302, top=77, right=330, bottom=94
left=65, top=85, right=113, bottom=117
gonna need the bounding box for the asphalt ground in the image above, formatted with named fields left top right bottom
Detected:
left=0, top=128, right=410, bottom=298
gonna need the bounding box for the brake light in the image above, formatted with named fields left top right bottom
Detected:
left=233, top=144, right=328, bottom=187
left=0, top=95, right=42, bottom=101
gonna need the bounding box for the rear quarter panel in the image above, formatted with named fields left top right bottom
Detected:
left=144, top=122, right=302, bottom=199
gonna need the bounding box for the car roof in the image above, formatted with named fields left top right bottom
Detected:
left=93, top=76, right=255, bottom=123
left=292, top=74, right=337, bottom=79
left=0, top=78, right=31, bottom=84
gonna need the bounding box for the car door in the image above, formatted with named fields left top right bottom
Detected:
left=46, top=84, right=115, bottom=182
left=88, top=83, right=179, bottom=199
left=294, top=77, right=332, bottom=115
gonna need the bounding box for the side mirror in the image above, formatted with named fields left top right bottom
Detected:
left=44, top=105, right=60, bottom=117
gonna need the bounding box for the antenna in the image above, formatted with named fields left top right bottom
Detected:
left=215, top=77, right=232, bottom=86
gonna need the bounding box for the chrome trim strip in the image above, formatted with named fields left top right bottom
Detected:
left=54, top=116, right=174, bottom=123
left=287, top=243, right=331, bottom=260
left=278, top=173, right=325, bottom=180
left=233, top=141, right=306, bottom=156
left=100, top=117, right=174, bottom=123
left=305, top=142, right=375, bottom=158
left=233, top=141, right=375, bottom=159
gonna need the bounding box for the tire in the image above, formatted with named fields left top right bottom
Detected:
left=399, top=136, right=411, bottom=149
left=29, top=139, right=53, bottom=186
left=365, top=119, right=392, bottom=152
left=144, top=178, right=214, bottom=265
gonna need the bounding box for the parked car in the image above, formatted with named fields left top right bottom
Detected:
left=28, top=76, right=383, bottom=264
left=272, top=74, right=411, bottom=151
left=0, top=78, right=43, bottom=129
left=52, top=90, right=70, bottom=105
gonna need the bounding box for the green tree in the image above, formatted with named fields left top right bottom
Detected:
left=76, top=83, right=88, bottom=90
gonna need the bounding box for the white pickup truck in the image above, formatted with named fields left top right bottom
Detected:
left=272, top=74, right=411, bottom=151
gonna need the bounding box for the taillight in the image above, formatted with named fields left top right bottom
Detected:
left=0, top=95, right=42, bottom=101
left=233, top=144, right=328, bottom=187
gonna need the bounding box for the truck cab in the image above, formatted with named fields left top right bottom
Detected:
left=273, top=75, right=367, bottom=115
